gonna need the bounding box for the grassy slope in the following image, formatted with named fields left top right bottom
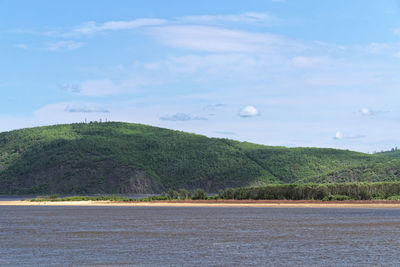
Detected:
left=1, top=122, right=400, bottom=194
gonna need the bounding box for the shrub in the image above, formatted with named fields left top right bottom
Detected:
left=168, top=189, right=179, bottom=199
left=179, top=189, right=189, bottom=200
left=387, top=195, right=400, bottom=200
left=192, top=188, right=207, bottom=200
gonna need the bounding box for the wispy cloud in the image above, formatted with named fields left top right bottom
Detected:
left=239, top=106, right=259, bottom=117
left=178, top=12, right=280, bottom=25
left=160, top=113, right=207, bottom=121
left=65, top=104, right=109, bottom=113
left=15, top=44, right=29, bottom=50
left=291, top=56, right=331, bottom=68
left=359, top=107, right=374, bottom=116
left=68, top=18, right=166, bottom=36
left=47, top=41, right=83, bottom=51
left=59, top=80, right=125, bottom=96
left=33, top=102, right=112, bottom=126
left=365, top=42, right=391, bottom=54
left=204, top=103, right=226, bottom=111
left=334, top=131, right=366, bottom=140
left=358, top=107, right=388, bottom=116
left=148, top=25, right=292, bottom=53
left=58, top=83, right=81, bottom=93
left=56, top=13, right=277, bottom=38
left=393, top=28, right=400, bottom=35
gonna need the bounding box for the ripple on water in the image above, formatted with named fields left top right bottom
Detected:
left=1, top=206, right=400, bottom=266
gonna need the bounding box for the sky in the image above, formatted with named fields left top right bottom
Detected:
left=1, top=0, right=400, bottom=153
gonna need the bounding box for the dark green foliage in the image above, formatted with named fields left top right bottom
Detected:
left=1, top=122, right=400, bottom=195
left=0, top=122, right=272, bottom=194
left=179, top=188, right=189, bottom=199
left=30, top=187, right=210, bottom=202
left=30, top=183, right=400, bottom=202
left=375, top=147, right=400, bottom=158
left=34, top=194, right=59, bottom=200
left=168, top=189, right=179, bottom=199
left=137, top=188, right=208, bottom=201
left=136, top=195, right=169, bottom=201
left=192, top=188, right=207, bottom=200
left=218, top=182, right=400, bottom=200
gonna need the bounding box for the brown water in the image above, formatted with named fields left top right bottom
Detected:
left=1, top=206, right=400, bottom=266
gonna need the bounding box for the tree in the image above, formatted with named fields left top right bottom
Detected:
left=179, top=188, right=189, bottom=200
left=192, top=188, right=207, bottom=200
left=168, top=189, right=179, bottom=199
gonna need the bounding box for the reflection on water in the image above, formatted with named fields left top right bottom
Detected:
left=1, top=207, right=400, bottom=266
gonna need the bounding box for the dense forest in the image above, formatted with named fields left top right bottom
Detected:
left=1, top=122, right=400, bottom=195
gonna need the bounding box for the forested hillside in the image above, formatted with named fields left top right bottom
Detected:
left=1, top=122, right=400, bottom=194
left=375, top=148, right=400, bottom=158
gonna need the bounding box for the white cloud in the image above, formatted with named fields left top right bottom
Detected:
left=395, top=52, right=400, bottom=59
left=178, top=12, right=279, bottom=25
left=239, top=106, right=259, bottom=117
left=63, top=13, right=276, bottom=38
left=360, top=107, right=373, bottom=116
left=393, top=28, right=400, bottom=35
left=148, top=25, right=289, bottom=53
left=334, top=131, right=366, bottom=140
left=334, top=131, right=344, bottom=140
left=160, top=113, right=207, bottom=121
left=47, top=41, right=83, bottom=51
left=358, top=108, right=389, bottom=116
left=70, top=18, right=166, bottom=36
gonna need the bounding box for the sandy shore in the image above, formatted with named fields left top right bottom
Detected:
left=2, top=200, right=400, bottom=208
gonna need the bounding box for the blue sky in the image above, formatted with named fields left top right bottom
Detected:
left=1, top=0, right=400, bottom=152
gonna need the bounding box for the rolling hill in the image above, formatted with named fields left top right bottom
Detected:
left=1, top=122, right=400, bottom=194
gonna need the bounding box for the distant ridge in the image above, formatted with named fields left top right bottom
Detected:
left=1, top=122, right=400, bottom=194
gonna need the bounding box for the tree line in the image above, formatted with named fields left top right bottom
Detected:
left=217, top=182, right=400, bottom=200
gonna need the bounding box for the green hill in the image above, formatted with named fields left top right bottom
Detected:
left=1, top=122, right=400, bottom=195
left=375, top=148, right=400, bottom=158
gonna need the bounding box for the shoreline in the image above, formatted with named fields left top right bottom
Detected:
left=2, top=200, right=400, bottom=208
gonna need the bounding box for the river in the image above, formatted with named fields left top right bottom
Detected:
left=1, top=206, right=399, bottom=266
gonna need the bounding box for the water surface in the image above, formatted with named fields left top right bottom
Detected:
left=1, top=206, right=399, bottom=266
